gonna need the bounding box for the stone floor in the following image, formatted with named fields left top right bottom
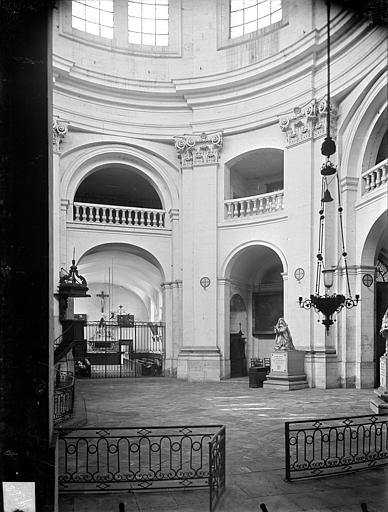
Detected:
left=59, top=377, right=388, bottom=512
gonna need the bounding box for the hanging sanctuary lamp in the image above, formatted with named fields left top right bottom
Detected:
left=298, top=0, right=359, bottom=333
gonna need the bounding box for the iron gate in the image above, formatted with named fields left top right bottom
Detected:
left=75, top=321, right=165, bottom=378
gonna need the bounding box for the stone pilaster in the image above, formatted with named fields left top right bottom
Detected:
left=278, top=99, right=339, bottom=388
left=53, top=118, right=68, bottom=335
left=161, top=279, right=182, bottom=376
left=175, top=131, right=223, bottom=382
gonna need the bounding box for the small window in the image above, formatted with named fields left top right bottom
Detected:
left=72, top=0, right=114, bottom=39
left=128, top=0, right=169, bottom=46
left=230, top=0, right=282, bottom=39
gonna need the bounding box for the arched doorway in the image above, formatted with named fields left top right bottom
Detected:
left=73, top=243, right=166, bottom=378
left=361, top=211, right=388, bottom=387
left=225, top=244, right=285, bottom=373
left=375, top=253, right=388, bottom=386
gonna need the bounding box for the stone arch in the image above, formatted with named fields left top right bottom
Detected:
left=361, top=211, right=388, bottom=267
left=75, top=242, right=166, bottom=322
left=222, top=241, right=287, bottom=371
left=222, top=240, right=287, bottom=279
left=340, top=73, right=387, bottom=177
left=224, top=147, right=285, bottom=200
left=61, top=142, right=179, bottom=213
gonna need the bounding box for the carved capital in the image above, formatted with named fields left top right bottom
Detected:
left=174, top=132, right=223, bottom=168
left=53, top=117, right=69, bottom=152
left=278, top=99, right=337, bottom=147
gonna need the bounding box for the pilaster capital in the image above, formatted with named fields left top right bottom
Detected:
left=161, top=279, right=183, bottom=290
left=217, top=278, right=231, bottom=286
left=340, top=176, right=359, bottom=193
left=280, top=272, right=288, bottom=281
left=278, top=98, right=337, bottom=148
left=53, top=117, right=69, bottom=152
left=174, top=131, right=223, bottom=168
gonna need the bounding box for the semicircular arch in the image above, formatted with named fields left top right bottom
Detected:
left=340, top=73, right=387, bottom=178
left=61, top=142, right=179, bottom=212
left=221, top=240, right=287, bottom=280
left=77, top=241, right=167, bottom=283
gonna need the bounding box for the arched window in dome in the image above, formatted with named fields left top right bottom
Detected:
left=72, top=0, right=114, bottom=39
left=230, top=0, right=282, bottom=39
left=128, top=0, right=169, bottom=46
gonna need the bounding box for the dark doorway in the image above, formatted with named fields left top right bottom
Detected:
left=230, top=331, right=247, bottom=378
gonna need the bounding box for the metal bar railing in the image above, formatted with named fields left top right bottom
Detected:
left=285, top=414, right=388, bottom=480
left=209, top=426, right=226, bottom=512
left=53, top=375, right=75, bottom=425
left=58, top=425, right=226, bottom=511
left=82, top=321, right=166, bottom=378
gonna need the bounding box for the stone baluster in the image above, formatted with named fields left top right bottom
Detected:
left=226, top=202, right=232, bottom=218
left=382, top=163, right=387, bottom=185
left=101, top=208, right=106, bottom=223
left=74, top=204, right=80, bottom=221
left=371, top=171, right=376, bottom=190
left=245, top=199, right=251, bottom=216
left=252, top=198, right=258, bottom=214
left=140, top=210, right=145, bottom=226
left=376, top=167, right=382, bottom=187
left=258, top=197, right=264, bottom=214
left=365, top=174, right=371, bottom=193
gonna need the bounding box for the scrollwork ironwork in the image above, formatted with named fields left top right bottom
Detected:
left=285, top=414, right=388, bottom=481
left=58, top=424, right=225, bottom=512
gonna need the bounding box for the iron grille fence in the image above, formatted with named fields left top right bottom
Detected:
left=57, top=425, right=225, bottom=512
left=54, top=372, right=75, bottom=424
left=285, top=414, right=388, bottom=480
left=79, top=321, right=165, bottom=378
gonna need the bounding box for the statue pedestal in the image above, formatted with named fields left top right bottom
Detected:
left=263, top=350, right=308, bottom=391
left=370, top=355, right=388, bottom=414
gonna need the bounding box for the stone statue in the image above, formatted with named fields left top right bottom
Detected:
left=274, top=318, right=295, bottom=351
left=380, top=307, right=388, bottom=356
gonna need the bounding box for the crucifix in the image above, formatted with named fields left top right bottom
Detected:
left=96, top=290, right=109, bottom=314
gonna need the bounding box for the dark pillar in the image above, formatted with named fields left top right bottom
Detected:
left=0, top=1, right=55, bottom=511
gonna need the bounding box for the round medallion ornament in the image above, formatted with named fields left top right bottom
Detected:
left=294, top=268, right=305, bottom=282
left=362, top=273, right=373, bottom=288
left=200, top=277, right=211, bottom=289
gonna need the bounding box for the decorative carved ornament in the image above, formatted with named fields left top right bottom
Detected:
left=278, top=99, right=337, bottom=147
left=174, top=132, right=223, bottom=168
left=53, top=117, right=69, bottom=151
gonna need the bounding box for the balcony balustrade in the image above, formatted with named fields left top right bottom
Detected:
left=362, top=158, right=387, bottom=194
left=73, top=202, right=166, bottom=228
left=225, top=190, right=284, bottom=219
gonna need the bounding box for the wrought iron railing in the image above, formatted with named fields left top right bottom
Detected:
left=54, top=371, right=75, bottom=425
left=285, top=414, right=388, bottom=480
left=57, top=425, right=226, bottom=511
left=209, top=426, right=226, bottom=512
